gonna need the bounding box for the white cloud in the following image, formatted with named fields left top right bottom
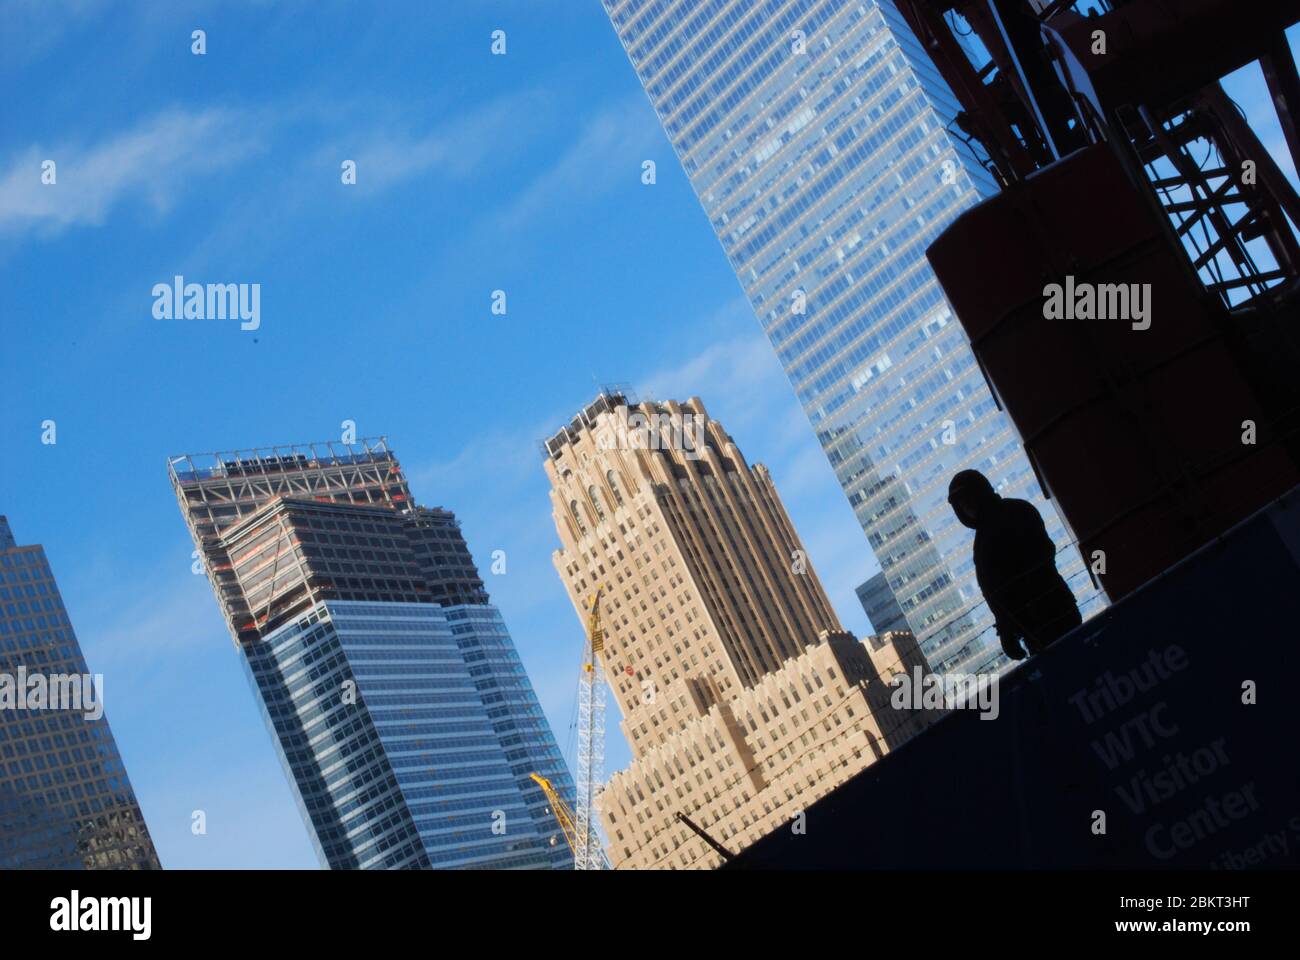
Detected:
left=0, top=107, right=262, bottom=236
left=0, top=0, right=110, bottom=69
left=488, top=96, right=663, bottom=234
left=330, top=90, right=554, bottom=195
left=77, top=571, right=226, bottom=672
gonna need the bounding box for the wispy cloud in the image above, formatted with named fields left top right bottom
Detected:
left=161, top=88, right=564, bottom=283
left=0, top=0, right=111, bottom=70
left=633, top=298, right=799, bottom=441
left=488, top=95, right=662, bottom=234
left=77, top=569, right=226, bottom=673
left=320, top=89, right=556, bottom=196
left=0, top=107, right=263, bottom=237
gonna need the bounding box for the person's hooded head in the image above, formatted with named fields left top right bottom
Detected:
left=948, top=470, right=999, bottom=530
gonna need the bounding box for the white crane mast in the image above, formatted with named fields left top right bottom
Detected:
left=574, top=588, right=608, bottom=870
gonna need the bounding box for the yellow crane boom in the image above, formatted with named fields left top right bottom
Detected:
left=587, top=586, right=605, bottom=660
left=530, top=772, right=579, bottom=857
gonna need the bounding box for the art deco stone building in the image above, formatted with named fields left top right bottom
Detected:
left=544, top=393, right=932, bottom=868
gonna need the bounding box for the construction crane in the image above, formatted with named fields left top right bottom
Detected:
left=530, top=586, right=609, bottom=869
left=531, top=768, right=611, bottom=869
left=575, top=587, right=608, bottom=869
left=529, top=773, right=578, bottom=857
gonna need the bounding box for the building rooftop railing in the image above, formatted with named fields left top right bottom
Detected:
left=168, top=437, right=393, bottom=483
left=541, top=386, right=638, bottom=459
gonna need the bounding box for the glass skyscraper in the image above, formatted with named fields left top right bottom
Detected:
left=602, top=0, right=1101, bottom=675
left=855, top=571, right=909, bottom=636
left=0, top=515, right=161, bottom=869
left=168, top=440, right=574, bottom=869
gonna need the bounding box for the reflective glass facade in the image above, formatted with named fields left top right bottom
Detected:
left=855, top=571, right=908, bottom=636
left=247, top=600, right=563, bottom=869
left=0, top=516, right=161, bottom=869
left=442, top=604, right=574, bottom=870
left=603, top=0, right=1101, bottom=674
left=170, top=440, right=575, bottom=869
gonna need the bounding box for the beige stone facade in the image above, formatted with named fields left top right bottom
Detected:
left=544, top=393, right=935, bottom=868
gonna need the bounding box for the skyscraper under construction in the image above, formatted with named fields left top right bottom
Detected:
left=168, top=439, right=573, bottom=869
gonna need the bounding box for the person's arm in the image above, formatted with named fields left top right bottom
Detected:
left=979, top=561, right=1026, bottom=660
left=988, top=594, right=1027, bottom=660
left=1000, top=632, right=1027, bottom=660
left=1019, top=501, right=1057, bottom=566
left=975, top=507, right=1035, bottom=660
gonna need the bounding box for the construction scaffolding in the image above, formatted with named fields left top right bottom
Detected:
left=167, top=437, right=410, bottom=645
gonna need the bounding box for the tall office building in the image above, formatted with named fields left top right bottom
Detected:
left=544, top=394, right=932, bottom=868
left=0, top=516, right=161, bottom=870
left=855, top=570, right=909, bottom=636
left=601, top=0, right=1100, bottom=675
left=168, top=439, right=574, bottom=869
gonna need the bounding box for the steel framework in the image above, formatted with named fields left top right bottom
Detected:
left=573, top=588, right=609, bottom=870
left=897, top=0, right=1300, bottom=311
left=167, top=437, right=409, bottom=645
left=910, top=0, right=1300, bottom=601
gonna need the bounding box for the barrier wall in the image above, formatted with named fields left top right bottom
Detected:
left=728, top=490, right=1300, bottom=870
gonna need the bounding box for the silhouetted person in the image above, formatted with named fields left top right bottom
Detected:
left=947, top=470, right=1081, bottom=660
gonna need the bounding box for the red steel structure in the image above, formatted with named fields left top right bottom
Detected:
left=899, top=0, right=1300, bottom=600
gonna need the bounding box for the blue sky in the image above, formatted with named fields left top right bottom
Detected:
left=2, top=1, right=1294, bottom=869
left=0, top=0, right=888, bottom=869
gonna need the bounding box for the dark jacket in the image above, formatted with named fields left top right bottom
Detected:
left=973, top=497, right=1081, bottom=654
